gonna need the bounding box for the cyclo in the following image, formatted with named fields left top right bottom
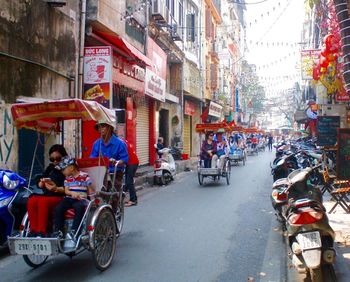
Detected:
left=228, top=126, right=247, bottom=166
left=196, top=123, right=232, bottom=186
left=7, top=99, right=124, bottom=271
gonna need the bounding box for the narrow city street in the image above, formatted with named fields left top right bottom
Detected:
left=0, top=151, right=291, bottom=282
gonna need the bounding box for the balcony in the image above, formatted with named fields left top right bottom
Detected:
left=151, top=0, right=170, bottom=24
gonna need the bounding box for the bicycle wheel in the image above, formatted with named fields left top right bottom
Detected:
left=92, top=208, right=117, bottom=271
left=225, top=160, right=231, bottom=185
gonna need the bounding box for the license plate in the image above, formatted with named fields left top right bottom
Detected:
left=296, top=231, right=322, bottom=250
left=14, top=239, right=52, bottom=256
left=155, top=171, right=163, bottom=176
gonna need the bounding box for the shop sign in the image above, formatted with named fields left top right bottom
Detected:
left=208, top=101, right=222, bottom=118
left=145, top=69, right=166, bottom=102
left=145, top=38, right=167, bottom=102
left=83, top=46, right=112, bottom=108
left=336, top=88, right=350, bottom=102
left=300, top=49, right=320, bottom=80
left=112, top=57, right=145, bottom=82
left=185, top=101, right=195, bottom=116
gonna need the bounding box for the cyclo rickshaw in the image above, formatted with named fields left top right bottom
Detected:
left=245, top=127, right=259, bottom=156
left=196, top=123, right=232, bottom=186
left=7, top=99, right=124, bottom=271
left=228, top=126, right=246, bottom=166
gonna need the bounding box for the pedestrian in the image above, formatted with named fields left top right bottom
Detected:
left=121, top=138, right=139, bottom=207
left=268, top=134, right=273, bottom=151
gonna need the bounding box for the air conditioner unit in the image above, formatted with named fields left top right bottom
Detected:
left=171, top=24, right=182, bottom=41
left=151, top=0, right=169, bottom=24
left=44, top=0, right=67, bottom=7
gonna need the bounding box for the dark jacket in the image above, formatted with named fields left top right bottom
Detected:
left=200, top=140, right=217, bottom=160
left=38, top=164, right=65, bottom=196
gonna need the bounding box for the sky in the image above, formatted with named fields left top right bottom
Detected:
left=244, top=0, right=305, bottom=97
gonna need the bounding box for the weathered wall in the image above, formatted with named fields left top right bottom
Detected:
left=0, top=101, right=16, bottom=170
left=0, top=1, right=80, bottom=170
left=0, top=0, right=79, bottom=103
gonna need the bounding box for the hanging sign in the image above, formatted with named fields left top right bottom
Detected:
left=83, top=46, right=112, bottom=108
left=300, top=49, right=320, bottom=80
left=184, top=101, right=195, bottom=116
left=208, top=101, right=222, bottom=118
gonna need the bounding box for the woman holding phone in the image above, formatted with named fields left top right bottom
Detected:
left=27, top=144, right=68, bottom=237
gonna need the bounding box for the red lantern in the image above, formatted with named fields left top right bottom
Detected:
left=321, top=46, right=330, bottom=57
left=320, top=56, right=329, bottom=68
left=324, top=34, right=335, bottom=49
left=313, top=66, right=321, bottom=80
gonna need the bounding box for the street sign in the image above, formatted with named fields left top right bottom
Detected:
left=317, top=116, right=340, bottom=147
left=337, top=128, right=350, bottom=180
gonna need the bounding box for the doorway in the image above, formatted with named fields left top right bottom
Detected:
left=159, top=109, right=169, bottom=146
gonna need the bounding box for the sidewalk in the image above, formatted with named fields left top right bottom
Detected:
left=323, top=195, right=350, bottom=280
left=134, top=157, right=198, bottom=190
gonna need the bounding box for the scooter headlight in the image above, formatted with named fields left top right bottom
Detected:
left=2, top=174, right=19, bottom=190
left=0, top=196, right=13, bottom=208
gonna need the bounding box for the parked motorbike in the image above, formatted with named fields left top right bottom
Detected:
left=283, top=166, right=335, bottom=281
left=154, top=146, right=176, bottom=185
left=0, top=169, right=28, bottom=245
left=271, top=153, right=298, bottom=181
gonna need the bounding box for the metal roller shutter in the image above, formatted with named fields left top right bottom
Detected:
left=136, top=101, right=150, bottom=165
left=183, top=116, right=191, bottom=155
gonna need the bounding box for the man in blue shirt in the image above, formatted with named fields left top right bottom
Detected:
left=90, top=122, right=129, bottom=172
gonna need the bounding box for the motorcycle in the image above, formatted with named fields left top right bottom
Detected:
left=271, top=153, right=298, bottom=181
left=154, top=146, right=176, bottom=185
left=283, top=166, right=336, bottom=281
left=0, top=169, right=28, bottom=245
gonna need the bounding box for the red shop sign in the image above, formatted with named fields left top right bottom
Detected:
left=185, top=101, right=195, bottom=116
left=336, top=89, right=350, bottom=102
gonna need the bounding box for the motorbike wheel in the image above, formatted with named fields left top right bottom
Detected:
left=23, top=255, right=48, bottom=268
left=198, top=173, right=204, bottom=185
left=161, top=172, right=172, bottom=185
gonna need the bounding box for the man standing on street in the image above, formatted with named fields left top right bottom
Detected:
left=268, top=134, right=273, bottom=152
left=121, top=138, right=139, bottom=207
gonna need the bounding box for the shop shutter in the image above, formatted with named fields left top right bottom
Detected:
left=136, top=101, right=150, bottom=165
left=183, top=116, right=191, bottom=155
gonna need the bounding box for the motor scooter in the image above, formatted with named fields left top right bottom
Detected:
left=0, top=169, right=28, bottom=245
left=154, top=146, right=176, bottom=185
left=271, top=153, right=298, bottom=181
left=283, top=166, right=336, bottom=281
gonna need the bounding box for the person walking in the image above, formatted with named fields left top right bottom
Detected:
left=121, top=138, right=139, bottom=207
left=268, top=134, right=273, bottom=152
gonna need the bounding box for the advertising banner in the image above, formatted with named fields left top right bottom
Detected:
left=145, top=38, right=166, bottom=102
left=185, top=100, right=195, bottom=116
left=300, top=49, right=320, bottom=80
left=83, top=46, right=112, bottom=108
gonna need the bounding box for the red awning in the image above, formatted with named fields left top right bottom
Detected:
left=94, top=31, right=152, bottom=66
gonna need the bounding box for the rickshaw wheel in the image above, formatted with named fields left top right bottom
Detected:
left=198, top=173, right=204, bottom=185
left=225, top=161, right=231, bottom=185
left=116, top=193, right=125, bottom=235
left=23, top=255, right=48, bottom=268
left=92, top=208, right=117, bottom=271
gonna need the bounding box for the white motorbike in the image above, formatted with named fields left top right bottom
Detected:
left=154, top=146, right=176, bottom=185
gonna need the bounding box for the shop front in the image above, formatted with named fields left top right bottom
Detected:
left=82, top=31, right=149, bottom=158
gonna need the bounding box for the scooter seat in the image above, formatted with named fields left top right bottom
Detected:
left=273, top=178, right=288, bottom=188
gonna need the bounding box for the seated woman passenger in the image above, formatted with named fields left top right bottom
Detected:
left=27, top=144, right=68, bottom=237
left=200, top=132, right=217, bottom=168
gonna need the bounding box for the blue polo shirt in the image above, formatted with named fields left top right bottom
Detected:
left=90, top=134, right=129, bottom=172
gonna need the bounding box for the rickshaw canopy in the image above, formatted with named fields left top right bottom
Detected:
left=11, top=99, right=116, bottom=133
left=195, top=122, right=231, bottom=133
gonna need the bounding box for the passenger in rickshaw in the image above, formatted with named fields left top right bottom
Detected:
left=251, top=134, right=258, bottom=149
left=200, top=131, right=218, bottom=168
left=54, top=156, right=94, bottom=237
left=215, top=131, right=229, bottom=170
left=26, top=144, right=68, bottom=237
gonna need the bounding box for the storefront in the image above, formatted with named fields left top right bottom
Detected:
left=82, top=31, right=150, bottom=157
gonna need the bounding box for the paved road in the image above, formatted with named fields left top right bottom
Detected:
left=0, top=150, right=289, bottom=282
